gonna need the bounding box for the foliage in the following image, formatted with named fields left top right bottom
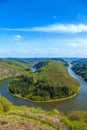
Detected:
left=62, top=111, right=87, bottom=130
left=67, top=111, right=87, bottom=126
left=61, top=116, right=84, bottom=130
left=0, top=95, right=12, bottom=112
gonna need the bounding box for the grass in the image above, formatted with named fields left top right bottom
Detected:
left=0, top=96, right=64, bottom=130
left=0, top=96, right=87, bottom=130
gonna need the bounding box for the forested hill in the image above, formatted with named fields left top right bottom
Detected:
left=8, top=60, right=79, bottom=101
left=72, top=62, right=87, bottom=82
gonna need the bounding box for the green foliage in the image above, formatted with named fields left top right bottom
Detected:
left=0, top=102, right=3, bottom=112
left=8, top=60, right=79, bottom=101
left=67, top=111, right=87, bottom=128
left=47, top=109, right=60, bottom=116
left=61, top=110, right=87, bottom=130
left=61, top=116, right=84, bottom=130
left=0, top=96, right=12, bottom=112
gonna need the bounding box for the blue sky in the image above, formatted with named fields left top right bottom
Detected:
left=0, top=0, right=87, bottom=57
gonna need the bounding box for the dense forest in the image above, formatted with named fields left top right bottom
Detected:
left=72, top=62, right=87, bottom=81
left=8, top=60, right=79, bottom=101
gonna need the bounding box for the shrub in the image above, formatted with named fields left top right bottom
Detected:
left=0, top=96, right=12, bottom=112
left=0, top=102, right=3, bottom=112
left=61, top=116, right=84, bottom=130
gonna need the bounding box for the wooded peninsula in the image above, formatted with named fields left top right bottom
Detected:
left=8, top=60, right=80, bottom=101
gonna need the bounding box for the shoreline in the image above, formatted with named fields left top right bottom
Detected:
left=8, top=87, right=80, bottom=103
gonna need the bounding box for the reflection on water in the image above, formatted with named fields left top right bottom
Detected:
left=0, top=64, right=87, bottom=113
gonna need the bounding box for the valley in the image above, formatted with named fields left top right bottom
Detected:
left=0, top=58, right=87, bottom=130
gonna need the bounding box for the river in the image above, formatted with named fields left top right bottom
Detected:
left=0, top=64, right=87, bottom=113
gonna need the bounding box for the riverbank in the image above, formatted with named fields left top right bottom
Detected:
left=8, top=86, right=80, bottom=103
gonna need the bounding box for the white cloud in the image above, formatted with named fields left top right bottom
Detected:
left=69, top=43, right=78, bottom=48
left=13, top=35, right=22, bottom=40
left=2, top=23, right=87, bottom=33
left=31, top=24, right=87, bottom=33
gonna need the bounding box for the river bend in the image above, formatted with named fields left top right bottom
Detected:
left=0, top=64, right=87, bottom=113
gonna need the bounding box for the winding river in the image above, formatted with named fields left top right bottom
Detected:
left=0, top=64, right=87, bottom=113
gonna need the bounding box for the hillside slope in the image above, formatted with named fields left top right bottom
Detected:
left=0, top=59, right=30, bottom=80
left=0, top=96, right=86, bottom=130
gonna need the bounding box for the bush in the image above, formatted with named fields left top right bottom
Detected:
left=61, top=116, right=84, bottom=130
left=0, top=96, right=12, bottom=112
left=0, top=102, right=3, bottom=112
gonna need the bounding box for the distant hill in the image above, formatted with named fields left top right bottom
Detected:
left=63, top=58, right=79, bottom=63
left=71, top=58, right=87, bottom=65
left=72, top=61, right=87, bottom=81
left=5, top=57, right=69, bottom=61
left=8, top=60, right=79, bottom=101
left=71, top=58, right=87, bottom=81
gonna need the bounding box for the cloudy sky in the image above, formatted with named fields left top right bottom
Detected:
left=0, top=0, right=87, bottom=57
